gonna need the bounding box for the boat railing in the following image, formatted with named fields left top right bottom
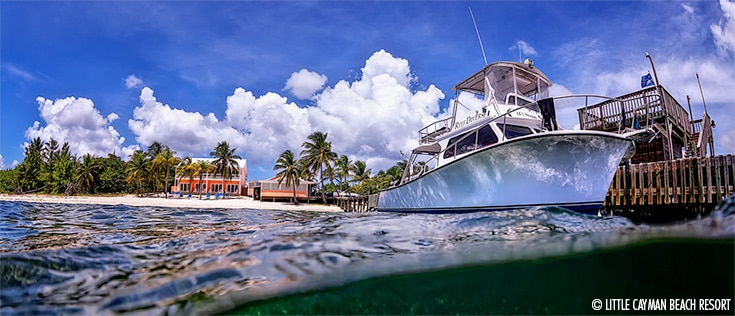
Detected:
left=418, top=117, right=454, bottom=144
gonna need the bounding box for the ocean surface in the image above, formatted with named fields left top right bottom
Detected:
left=1, top=197, right=733, bottom=315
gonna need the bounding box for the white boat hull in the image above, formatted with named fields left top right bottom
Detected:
left=377, top=131, right=634, bottom=214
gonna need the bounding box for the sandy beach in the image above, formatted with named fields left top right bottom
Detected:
left=0, top=194, right=343, bottom=212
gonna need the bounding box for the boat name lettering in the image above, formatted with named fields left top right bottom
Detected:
left=454, top=111, right=486, bottom=129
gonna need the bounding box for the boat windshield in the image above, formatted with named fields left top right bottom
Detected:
left=453, top=61, right=552, bottom=105
left=486, top=63, right=551, bottom=104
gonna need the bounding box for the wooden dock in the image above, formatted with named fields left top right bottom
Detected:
left=604, top=154, right=734, bottom=219
left=334, top=195, right=376, bottom=212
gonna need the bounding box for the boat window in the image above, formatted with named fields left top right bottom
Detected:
left=444, top=131, right=476, bottom=159
left=498, top=124, right=534, bottom=139
left=456, top=132, right=477, bottom=156
left=443, top=125, right=500, bottom=159
left=477, top=125, right=498, bottom=148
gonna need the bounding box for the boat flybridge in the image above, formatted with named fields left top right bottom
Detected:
left=403, top=60, right=557, bottom=182
left=376, top=59, right=650, bottom=214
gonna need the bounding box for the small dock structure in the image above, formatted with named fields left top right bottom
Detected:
left=334, top=194, right=377, bottom=212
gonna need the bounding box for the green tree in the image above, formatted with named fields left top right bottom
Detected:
left=153, top=149, right=179, bottom=198
left=97, top=154, right=129, bottom=194
left=193, top=160, right=213, bottom=199
left=145, top=141, right=167, bottom=160
left=0, top=169, right=17, bottom=193
left=349, top=160, right=372, bottom=194
left=177, top=156, right=196, bottom=195
left=273, top=149, right=302, bottom=205
left=75, top=154, right=101, bottom=194
left=334, top=155, right=351, bottom=192
left=126, top=151, right=150, bottom=196
left=210, top=141, right=241, bottom=198
left=48, top=150, right=76, bottom=194
left=300, top=131, right=337, bottom=203
left=16, top=137, right=45, bottom=192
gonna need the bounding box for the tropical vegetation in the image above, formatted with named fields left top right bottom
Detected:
left=272, top=130, right=412, bottom=202
left=3, top=133, right=414, bottom=204
left=0, top=138, right=247, bottom=198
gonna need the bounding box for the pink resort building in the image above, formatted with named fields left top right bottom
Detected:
left=174, top=158, right=247, bottom=196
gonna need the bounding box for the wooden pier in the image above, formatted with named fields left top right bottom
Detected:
left=604, top=154, right=734, bottom=219
left=334, top=195, right=376, bottom=212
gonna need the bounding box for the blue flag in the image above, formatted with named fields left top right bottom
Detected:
left=641, top=73, right=654, bottom=88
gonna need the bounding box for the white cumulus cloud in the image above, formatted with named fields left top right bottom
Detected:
left=711, top=0, right=735, bottom=57
left=128, top=87, right=245, bottom=157
left=284, top=69, right=327, bottom=99
left=0, top=154, right=4, bottom=170
left=127, top=49, right=446, bottom=173
left=125, top=75, right=144, bottom=89
left=25, top=96, right=135, bottom=158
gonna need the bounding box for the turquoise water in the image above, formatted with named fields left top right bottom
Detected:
left=1, top=198, right=733, bottom=315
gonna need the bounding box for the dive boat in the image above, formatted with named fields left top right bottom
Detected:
left=376, top=59, right=648, bottom=214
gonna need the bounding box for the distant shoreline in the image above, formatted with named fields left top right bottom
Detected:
left=0, top=194, right=343, bottom=212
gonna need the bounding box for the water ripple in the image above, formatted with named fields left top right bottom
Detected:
left=0, top=198, right=733, bottom=315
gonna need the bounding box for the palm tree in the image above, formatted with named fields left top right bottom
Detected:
left=145, top=141, right=166, bottom=160
left=25, top=137, right=44, bottom=157
left=334, top=155, right=351, bottom=192
left=176, top=156, right=194, bottom=194
left=273, top=150, right=302, bottom=205
left=76, top=154, right=101, bottom=194
left=43, top=138, right=59, bottom=166
left=300, top=131, right=337, bottom=203
left=349, top=160, right=372, bottom=194
left=153, top=149, right=179, bottom=198
left=193, top=160, right=213, bottom=199
left=125, top=151, right=150, bottom=196
left=210, top=141, right=242, bottom=198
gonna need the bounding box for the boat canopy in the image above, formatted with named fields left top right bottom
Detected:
left=452, top=61, right=552, bottom=104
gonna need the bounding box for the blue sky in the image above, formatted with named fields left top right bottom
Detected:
left=2, top=1, right=734, bottom=182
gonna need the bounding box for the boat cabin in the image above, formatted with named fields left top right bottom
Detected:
left=404, top=61, right=555, bottom=184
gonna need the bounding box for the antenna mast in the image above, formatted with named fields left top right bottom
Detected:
left=468, top=7, right=488, bottom=65
left=696, top=73, right=708, bottom=114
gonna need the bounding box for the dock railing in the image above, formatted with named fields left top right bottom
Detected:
left=578, top=85, right=691, bottom=136
left=607, top=154, right=734, bottom=207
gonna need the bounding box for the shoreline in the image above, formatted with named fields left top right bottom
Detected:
left=0, top=194, right=343, bottom=212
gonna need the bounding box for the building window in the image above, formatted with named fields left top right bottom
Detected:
left=211, top=184, right=223, bottom=193
left=180, top=183, right=190, bottom=192
left=226, top=184, right=239, bottom=193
